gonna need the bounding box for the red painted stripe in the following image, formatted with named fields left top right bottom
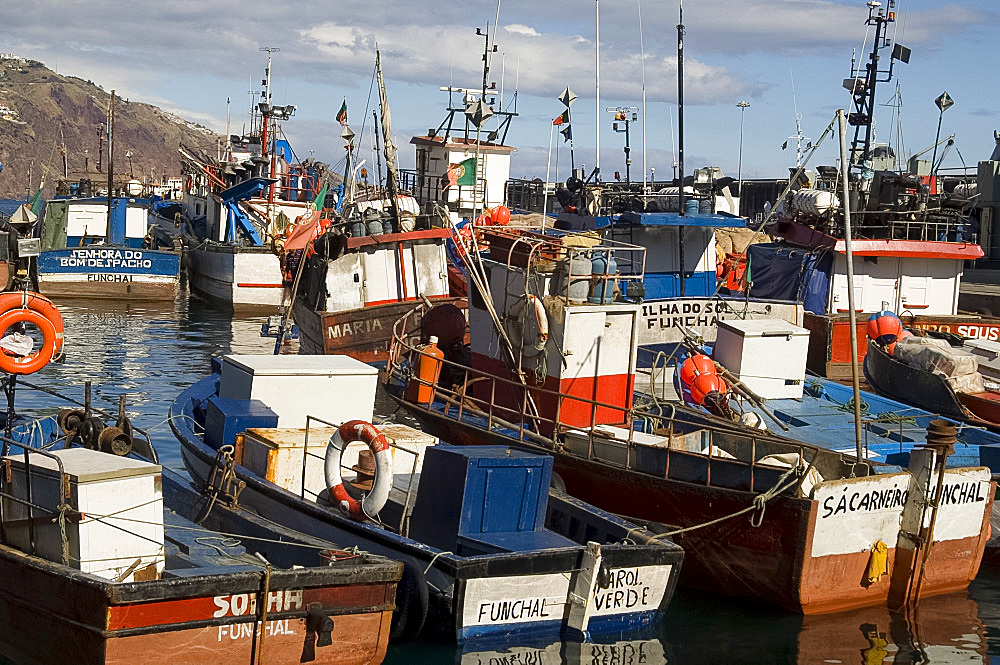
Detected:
left=468, top=352, right=634, bottom=435
left=363, top=294, right=450, bottom=307
left=236, top=283, right=284, bottom=288
left=106, top=585, right=390, bottom=630
left=832, top=239, right=983, bottom=259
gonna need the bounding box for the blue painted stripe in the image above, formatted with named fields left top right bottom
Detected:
left=37, top=248, right=180, bottom=277
left=457, top=609, right=663, bottom=644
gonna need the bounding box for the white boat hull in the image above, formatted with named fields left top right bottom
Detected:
left=186, top=244, right=285, bottom=311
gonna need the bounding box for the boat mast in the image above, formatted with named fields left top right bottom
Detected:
left=375, top=49, right=401, bottom=222
left=595, top=0, right=600, bottom=182
left=847, top=1, right=906, bottom=168
left=106, top=90, right=115, bottom=245
left=838, top=108, right=865, bottom=462
left=676, top=0, right=686, bottom=295
left=260, top=47, right=279, bottom=211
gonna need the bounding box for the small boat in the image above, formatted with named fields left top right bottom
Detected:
left=0, top=385, right=400, bottom=665
left=36, top=193, right=180, bottom=301
left=170, top=353, right=683, bottom=643
left=739, top=3, right=993, bottom=379
left=178, top=52, right=326, bottom=311
left=864, top=335, right=1000, bottom=436
left=290, top=49, right=461, bottom=361
left=382, top=228, right=995, bottom=614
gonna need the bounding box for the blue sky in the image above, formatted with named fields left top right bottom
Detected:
left=2, top=0, right=996, bottom=183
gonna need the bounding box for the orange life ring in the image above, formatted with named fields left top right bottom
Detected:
left=0, top=308, right=58, bottom=375
left=324, top=420, right=393, bottom=521
left=0, top=292, right=64, bottom=361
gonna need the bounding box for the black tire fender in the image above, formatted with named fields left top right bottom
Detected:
left=389, top=561, right=429, bottom=642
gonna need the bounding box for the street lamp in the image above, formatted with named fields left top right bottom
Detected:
left=736, top=101, right=750, bottom=200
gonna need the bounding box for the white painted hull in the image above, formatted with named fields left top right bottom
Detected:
left=186, top=244, right=285, bottom=311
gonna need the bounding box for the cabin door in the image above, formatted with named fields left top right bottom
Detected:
left=897, top=258, right=960, bottom=316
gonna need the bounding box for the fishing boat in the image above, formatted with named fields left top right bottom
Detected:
left=0, top=317, right=400, bottom=664
left=741, top=3, right=996, bottom=379
left=862, top=320, right=1000, bottom=455
left=34, top=92, right=181, bottom=301
left=178, top=52, right=326, bottom=311
left=382, top=230, right=994, bottom=614
left=169, top=353, right=683, bottom=643
left=36, top=194, right=181, bottom=300
left=289, top=51, right=460, bottom=361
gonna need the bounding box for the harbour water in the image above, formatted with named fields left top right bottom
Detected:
left=0, top=288, right=995, bottom=664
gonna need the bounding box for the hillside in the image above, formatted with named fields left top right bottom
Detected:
left=0, top=55, right=222, bottom=199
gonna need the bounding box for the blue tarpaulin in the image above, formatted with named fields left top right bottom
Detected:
left=745, top=243, right=833, bottom=314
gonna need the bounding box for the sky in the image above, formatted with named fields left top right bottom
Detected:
left=1, top=0, right=996, bottom=185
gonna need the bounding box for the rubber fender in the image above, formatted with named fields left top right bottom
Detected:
left=389, top=561, right=429, bottom=643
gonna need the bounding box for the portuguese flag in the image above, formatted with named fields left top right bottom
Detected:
left=336, top=99, right=348, bottom=125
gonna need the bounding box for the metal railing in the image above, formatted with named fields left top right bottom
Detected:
left=386, top=304, right=850, bottom=496
left=298, top=415, right=424, bottom=536
left=0, top=442, right=72, bottom=566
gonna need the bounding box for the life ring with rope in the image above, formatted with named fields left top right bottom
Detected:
left=324, top=420, right=393, bottom=521
left=0, top=292, right=64, bottom=375
left=520, top=294, right=549, bottom=358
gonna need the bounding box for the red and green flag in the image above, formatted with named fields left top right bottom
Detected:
left=336, top=99, right=348, bottom=125
left=313, top=183, right=329, bottom=211
left=454, top=157, right=476, bottom=186
left=552, top=110, right=569, bottom=126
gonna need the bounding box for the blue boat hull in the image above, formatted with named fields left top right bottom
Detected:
left=37, top=247, right=180, bottom=301
left=169, top=375, right=683, bottom=644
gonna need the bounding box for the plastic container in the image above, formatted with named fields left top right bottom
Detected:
left=684, top=198, right=700, bottom=216
left=406, top=336, right=445, bottom=405
left=699, top=198, right=712, bottom=214
left=588, top=250, right=617, bottom=304
left=350, top=221, right=366, bottom=237
left=367, top=218, right=384, bottom=236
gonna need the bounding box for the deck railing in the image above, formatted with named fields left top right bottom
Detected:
left=386, top=304, right=852, bottom=496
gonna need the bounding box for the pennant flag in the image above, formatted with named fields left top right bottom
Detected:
left=28, top=182, right=44, bottom=216
left=447, top=157, right=477, bottom=187
left=781, top=140, right=788, bottom=150
left=336, top=98, right=348, bottom=125
left=560, top=125, right=572, bottom=143
left=552, top=110, right=570, bottom=126
left=313, top=183, right=329, bottom=211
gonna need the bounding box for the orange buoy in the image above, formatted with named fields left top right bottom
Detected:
left=491, top=205, right=511, bottom=226
left=866, top=311, right=902, bottom=346
left=689, top=373, right=728, bottom=405
left=679, top=354, right=716, bottom=386
left=0, top=308, right=59, bottom=375
left=0, top=292, right=64, bottom=360
left=406, top=336, right=445, bottom=405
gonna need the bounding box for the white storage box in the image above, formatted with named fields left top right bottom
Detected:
left=242, top=423, right=438, bottom=500
left=1, top=448, right=164, bottom=582
left=714, top=319, right=810, bottom=399
left=219, top=354, right=378, bottom=427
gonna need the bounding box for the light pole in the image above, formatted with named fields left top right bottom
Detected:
left=736, top=101, right=750, bottom=199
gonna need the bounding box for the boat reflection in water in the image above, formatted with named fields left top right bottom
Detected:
left=796, top=592, right=987, bottom=664
left=457, top=628, right=668, bottom=665
left=659, top=589, right=987, bottom=664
